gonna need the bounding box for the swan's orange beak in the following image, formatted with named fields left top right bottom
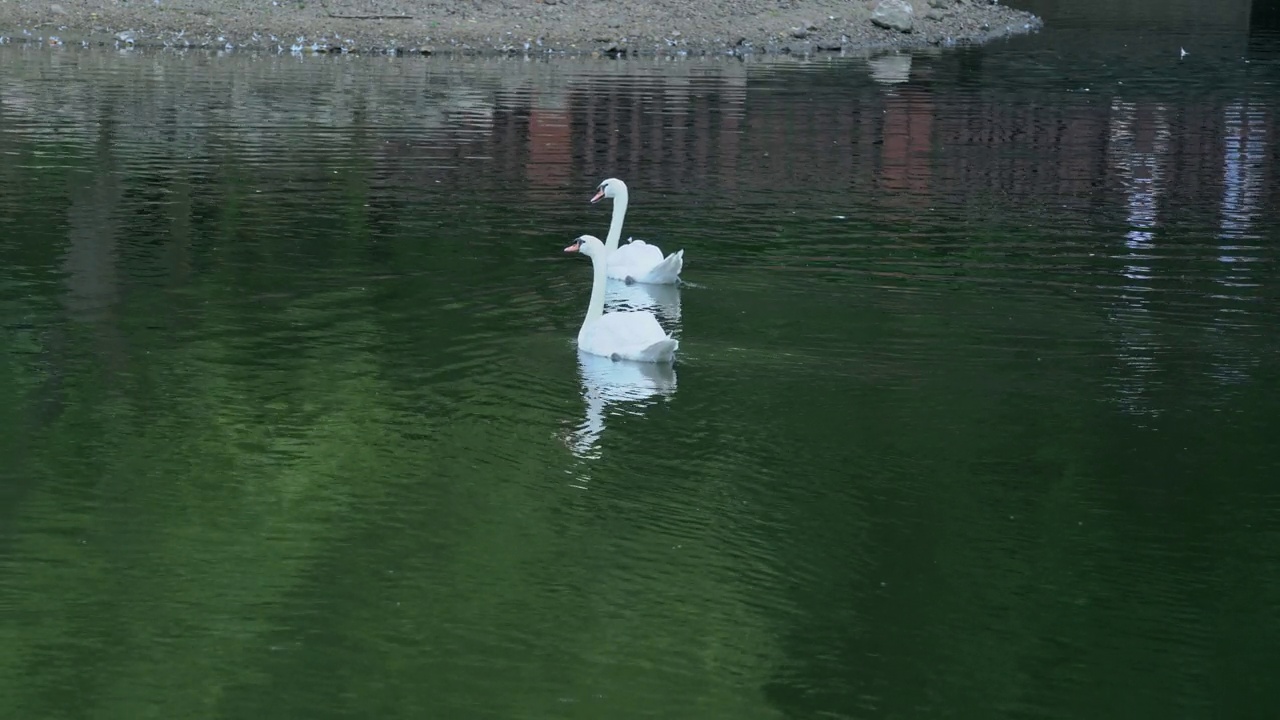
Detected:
left=564, top=242, right=581, bottom=253
left=589, top=189, right=605, bottom=204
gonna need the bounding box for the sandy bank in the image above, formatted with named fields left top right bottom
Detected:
left=0, top=0, right=1041, bottom=56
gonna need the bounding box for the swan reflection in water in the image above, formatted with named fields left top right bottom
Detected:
left=564, top=350, right=678, bottom=466
left=603, top=277, right=683, bottom=323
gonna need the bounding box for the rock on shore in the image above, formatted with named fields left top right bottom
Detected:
left=0, top=0, right=1041, bottom=56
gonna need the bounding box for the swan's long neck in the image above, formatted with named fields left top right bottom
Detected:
left=582, top=248, right=609, bottom=334
left=604, top=189, right=628, bottom=254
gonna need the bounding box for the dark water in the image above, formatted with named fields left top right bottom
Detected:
left=2, top=2, right=1279, bottom=717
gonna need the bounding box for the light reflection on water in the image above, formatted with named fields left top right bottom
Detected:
left=1105, top=98, right=1171, bottom=418
left=1210, top=100, right=1268, bottom=388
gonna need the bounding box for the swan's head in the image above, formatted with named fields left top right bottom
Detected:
left=564, top=235, right=606, bottom=258
left=590, top=178, right=627, bottom=204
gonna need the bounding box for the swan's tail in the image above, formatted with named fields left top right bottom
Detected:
left=637, top=249, right=684, bottom=285
left=638, top=337, right=679, bottom=363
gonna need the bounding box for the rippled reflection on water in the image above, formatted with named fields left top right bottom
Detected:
left=2, top=18, right=1279, bottom=720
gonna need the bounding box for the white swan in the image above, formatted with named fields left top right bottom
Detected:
left=564, top=235, right=678, bottom=364
left=590, top=177, right=685, bottom=285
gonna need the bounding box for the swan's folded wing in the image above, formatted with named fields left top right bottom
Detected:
left=610, top=240, right=667, bottom=271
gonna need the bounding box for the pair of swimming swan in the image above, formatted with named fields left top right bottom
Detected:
left=564, top=178, right=685, bottom=364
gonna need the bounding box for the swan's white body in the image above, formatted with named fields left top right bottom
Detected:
left=592, top=178, right=684, bottom=285
left=565, top=235, right=678, bottom=364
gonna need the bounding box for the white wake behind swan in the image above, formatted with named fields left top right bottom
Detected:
left=564, top=234, right=678, bottom=364
left=591, top=177, right=684, bottom=285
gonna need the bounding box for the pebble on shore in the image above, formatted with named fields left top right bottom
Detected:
left=0, top=0, right=1042, bottom=56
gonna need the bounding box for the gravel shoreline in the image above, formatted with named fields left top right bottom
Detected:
left=0, top=0, right=1041, bottom=56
